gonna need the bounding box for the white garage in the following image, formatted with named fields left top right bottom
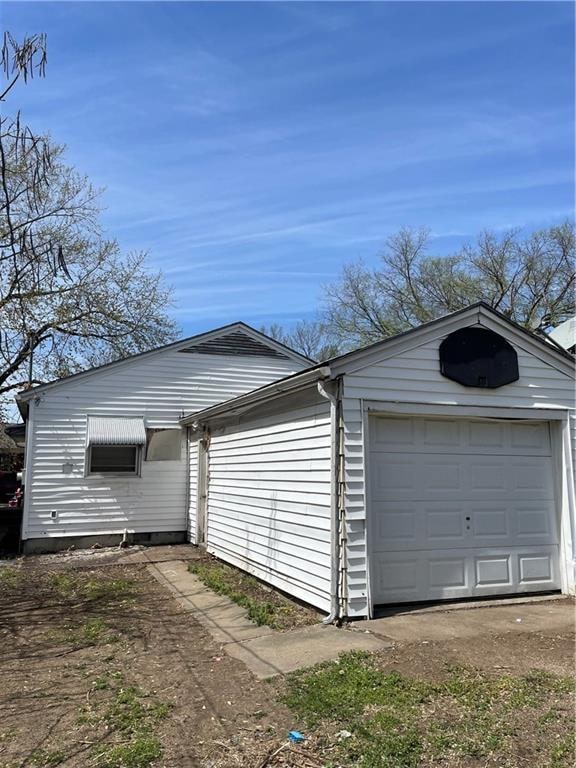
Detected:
left=368, top=415, right=560, bottom=604
left=183, top=303, right=576, bottom=619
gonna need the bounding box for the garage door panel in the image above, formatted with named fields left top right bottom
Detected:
left=372, top=499, right=557, bottom=551
left=426, top=506, right=464, bottom=542
left=468, top=420, right=506, bottom=448
left=519, top=553, right=554, bottom=584
left=510, top=422, right=550, bottom=451
left=472, top=507, right=508, bottom=537
left=515, top=504, right=555, bottom=537
left=372, top=546, right=559, bottom=603
left=372, top=505, right=416, bottom=544
left=372, top=417, right=415, bottom=447
left=475, top=556, right=512, bottom=587
left=422, top=419, right=461, bottom=447
left=369, top=416, right=560, bottom=605
left=371, top=417, right=551, bottom=456
left=512, top=460, right=554, bottom=494
left=469, top=461, right=507, bottom=492
left=429, top=557, right=466, bottom=588
left=372, top=502, right=467, bottom=550
left=372, top=454, right=554, bottom=501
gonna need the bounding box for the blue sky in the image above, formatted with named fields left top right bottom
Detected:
left=2, top=1, right=574, bottom=336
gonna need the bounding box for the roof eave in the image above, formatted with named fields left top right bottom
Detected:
left=15, top=321, right=313, bottom=403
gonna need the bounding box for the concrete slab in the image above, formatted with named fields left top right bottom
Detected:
left=147, top=560, right=392, bottom=679
left=226, top=624, right=391, bottom=680
left=147, top=561, right=274, bottom=644
left=353, top=598, right=575, bottom=644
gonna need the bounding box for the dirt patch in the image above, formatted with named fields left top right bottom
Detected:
left=16, top=542, right=202, bottom=570
left=0, top=562, right=291, bottom=768
left=364, top=627, right=575, bottom=680
left=1, top=555, right=574, bottom=768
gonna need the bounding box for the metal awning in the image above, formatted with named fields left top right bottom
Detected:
left=87, top=416, right=146, bottom=446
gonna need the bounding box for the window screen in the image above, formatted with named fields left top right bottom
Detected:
left=88, top=445, right=140, bottom=474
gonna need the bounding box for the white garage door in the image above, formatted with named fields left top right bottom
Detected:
left=369, top=416, right=560, bottom=605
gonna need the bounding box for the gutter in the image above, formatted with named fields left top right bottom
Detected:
left=317, top=377, right=344, bottom=624
left=181, top=365, right=331, bottom=427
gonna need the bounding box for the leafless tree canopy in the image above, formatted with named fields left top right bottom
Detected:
left=323, top=223, right=575, bottom=348
left=0, top=33, right=178, bottom=403
left=260, top=319, right=340, bottom=362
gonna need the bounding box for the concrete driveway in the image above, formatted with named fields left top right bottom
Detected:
left=351, top=595, right=575, bottom=643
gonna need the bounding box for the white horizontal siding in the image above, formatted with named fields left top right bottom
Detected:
left=188, top=432, right=199, bottom=544
left=206, top=394, right=332, bottom=612
left=24, top=351, right=302, bottom=540
left=342, top=316, right=575, bottom=618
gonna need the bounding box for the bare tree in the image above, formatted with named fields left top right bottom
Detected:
left=0, top=33, right=178, bottom=402
left=261, top=319, right=341, bottom=362
left=324, top=223, right=575, bottom=347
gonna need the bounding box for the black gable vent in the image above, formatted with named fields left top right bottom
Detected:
left=179, top=331, right=290, bottom=359
left=439, top=327, right=519, bottom=388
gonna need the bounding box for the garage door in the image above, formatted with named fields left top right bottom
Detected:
left=369, top=416, right=560, bottom=605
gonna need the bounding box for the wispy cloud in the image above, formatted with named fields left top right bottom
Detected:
left=3, top=0, right=573, bottom=332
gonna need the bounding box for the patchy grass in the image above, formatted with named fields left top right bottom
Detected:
left=79, top=673, right=171, bottom=730
left=98, top=684, right=171, bottom=732
left=188, top=558, right=319, bottom=629
left=550, top=736, right=576, bottom=768
left=79, top=673, right=170, bottom=768
left=48, top=572, right=135, bottom=603
left=0, top=566, right=136, bottom=609
left=0, top=565, right=22, bottom=588
left=282, top=651, right=576, bottom=768
left=91, top=737, right=162, bottom=768
left=47, top=617, right=119, bottom=649
left=30, top=749, right=66, bottom=767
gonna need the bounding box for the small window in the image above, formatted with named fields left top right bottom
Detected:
left=145, top=429, right=182, bottom=461
left=88, top=445, right=140, bottom=475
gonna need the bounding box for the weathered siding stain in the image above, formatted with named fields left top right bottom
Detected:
left=205, top=391, right=332, bottom=612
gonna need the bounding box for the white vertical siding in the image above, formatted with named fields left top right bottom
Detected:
left=341, top=319, right=575, bottom=617
left=206, top=391, right=332, bottom=612
left=188, top=433, right=199, bottom=544
left=24, top=350, right=303, bottom=542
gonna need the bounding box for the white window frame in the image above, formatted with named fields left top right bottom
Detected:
left=85, top=443, right=143, bottom=477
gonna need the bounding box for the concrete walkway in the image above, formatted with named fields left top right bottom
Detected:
left=148, top=560, right=389, bottom=679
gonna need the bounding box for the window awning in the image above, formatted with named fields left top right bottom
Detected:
left=87, top=416, right=146, bottom=446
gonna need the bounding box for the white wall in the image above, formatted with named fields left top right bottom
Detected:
left=23, top=348, right=302, bottom=542
left=205, top=390, right=333, bottom=612
left=340, top=315, right=576, bottom=617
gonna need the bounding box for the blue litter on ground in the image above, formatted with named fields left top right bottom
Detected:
left=288, top=731, right=305, bottom=743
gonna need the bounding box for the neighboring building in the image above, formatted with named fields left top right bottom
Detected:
left=182, top=303, right=576, bottom=618
left=16, top=324, right=311, bottom=553
left=547, top=316, right=576, bottom=355
left=0, top=423, right=25, bottom=471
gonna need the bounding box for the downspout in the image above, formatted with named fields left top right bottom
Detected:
left=318, top=377, right=344, bottom=624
